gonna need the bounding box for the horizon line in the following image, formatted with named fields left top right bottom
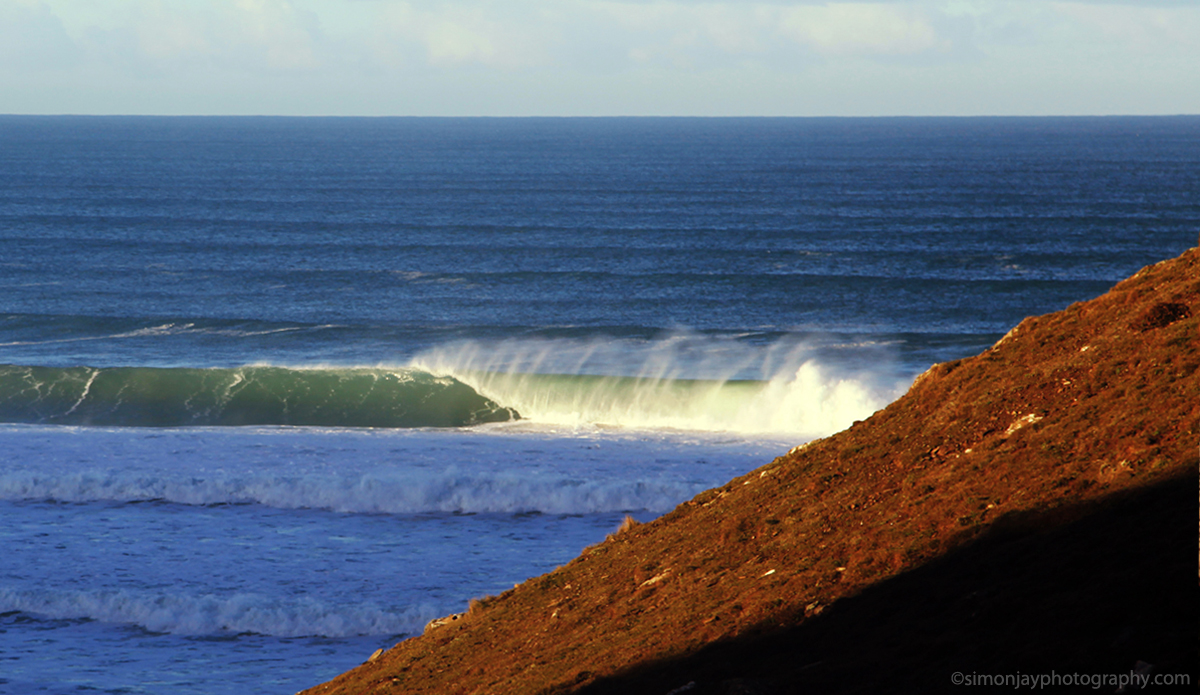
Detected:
left=3, top=113, right=1198, bottom=119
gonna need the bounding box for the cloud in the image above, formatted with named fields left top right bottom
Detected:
left=8, top=0, right=324, bottom=75
left=373, top=3, right=550, bottom=68
left=579, top=1, right=952, bottom=70
left=1, top=0, right=1197, bottom=115
left=0, top=0, right=82, bottom=70
left=1051, top=1, right=1200, bottom=51
left=228, top=0, right=321, bottom=70
left=587, top=2, right=766, bottom=68
left=777, top=3, right=944, bottom=56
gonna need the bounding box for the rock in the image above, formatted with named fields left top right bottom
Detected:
left=423, top=612, right=465, bottom=633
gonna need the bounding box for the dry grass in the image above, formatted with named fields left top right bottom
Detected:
left=610, top=515, right=639, bottom=539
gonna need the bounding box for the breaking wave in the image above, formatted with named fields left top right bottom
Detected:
left=0, top=586, right=432, bottom=637
left=0, top=468, right=708, bottom=514
left=0, top=364, right=516, bottom=428
left=412, top=335, right=907, bottom=436
left=0, top=334, right=907, bottom=435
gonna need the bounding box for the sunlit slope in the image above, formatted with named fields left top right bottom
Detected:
left=304, top=249, right=1198, bottom=695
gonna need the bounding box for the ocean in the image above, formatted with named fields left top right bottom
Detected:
left=1, top=115, right=1196, bottom=694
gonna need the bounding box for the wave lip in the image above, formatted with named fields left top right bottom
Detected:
left=412, top=336, right=908, bottom=436
left=0, top=364, right=517, bottom=429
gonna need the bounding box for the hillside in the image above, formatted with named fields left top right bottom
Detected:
left=302, top=248, right=1198, bottom=694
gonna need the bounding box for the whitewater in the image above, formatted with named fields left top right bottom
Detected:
left=1, top=115, right=1195, bottom=694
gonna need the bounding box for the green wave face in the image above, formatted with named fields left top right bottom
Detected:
left=0, top=365, right=518, bottom=428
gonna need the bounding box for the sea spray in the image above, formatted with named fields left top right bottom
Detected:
left=411, top=334, right=909, bottom=436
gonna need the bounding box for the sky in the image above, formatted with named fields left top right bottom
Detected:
left=1, top=0, right=1197, bottom=116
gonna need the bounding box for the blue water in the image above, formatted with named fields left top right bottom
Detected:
left=1, top=116, right=1196, bottom=694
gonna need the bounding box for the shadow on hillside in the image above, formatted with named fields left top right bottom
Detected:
left=571, top=471, right=1198, bottom=695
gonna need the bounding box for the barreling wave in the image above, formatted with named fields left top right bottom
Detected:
left=412, top=336, right=908, bottom=436
left=0, top=364, right=517, bottom=428
left=0, top=586, right=433, bottom=637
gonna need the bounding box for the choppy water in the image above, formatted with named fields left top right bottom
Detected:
left=1, top=115, right=1196, bottom=694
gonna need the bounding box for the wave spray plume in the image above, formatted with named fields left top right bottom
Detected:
left=411, top=335, right=909, bottom=436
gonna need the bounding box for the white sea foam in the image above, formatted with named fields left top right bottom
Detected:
left=199, top=324, right=342, bottom=338
left=0, top=468, right=706, bottom=514
left=0, top=321, right=340, bottom=348
left=0, top=468, right=700, bottom=516
left=0, top=323, right=196, bottom=347
left=0, top=586, right=433, bottom=637
left=0, top=422, right=765, bottom=513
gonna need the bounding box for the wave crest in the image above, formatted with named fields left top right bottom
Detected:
left=412, top=335, right=907, bottom=436
left=0, top=365, right=516, bottom=428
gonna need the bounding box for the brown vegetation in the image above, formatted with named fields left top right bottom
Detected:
left=302, top=249, right=1198, bottom=694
